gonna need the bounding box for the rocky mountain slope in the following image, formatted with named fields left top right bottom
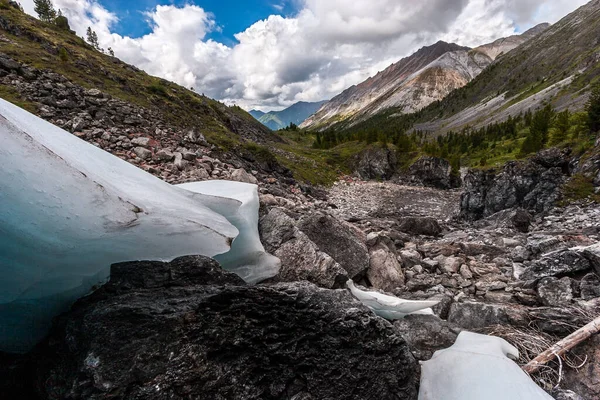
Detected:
left=301, top=25, right=548, bottom=131
left=411, top=0, right=600, bottom=133
left=253, top=100, right=327, bottom=130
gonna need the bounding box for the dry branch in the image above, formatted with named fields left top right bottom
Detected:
left=523, top=315, right=600, bottom=375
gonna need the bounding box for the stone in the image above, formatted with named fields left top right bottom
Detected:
left=459, top=242, right=505, bottom=257
left=259, top=194, right=278, bottom=207
left=133, top=146, right=152, bottom=160
left=435, top=255, right=462, bottom=274
left=580, top=273, right=600, bottom=300
left=231, top=168, right=259, bottom=185
left=298, top=212, right=369, bottom=279
left=181, top=150, right=196, bottom=161
left=406, top=156, right=461, bottom=189
left=33, top=256, right=418, bottom=400
left=85, top=88, right=102, bottom=97
left=393, top=315, right=462, bottom=360
left=259, top=208, right=348, bottom=288
left=581, top=242, right=600, bottom=275
left=520, top=250, right=592, bottom=281
left=536, top=277, right=573, bottom=306
left=459, top=264, right=473, bottom=279
left=155, top=149, right=174, bottom=161
left=396, top=217, right=442, bottom=237
left=367, top=235, right=405, bottom=292
left=400, top=249, right=422, bottom=268
left=447, top=301, right=528, bottom=330
left=130, top=137, right=151, bottom=147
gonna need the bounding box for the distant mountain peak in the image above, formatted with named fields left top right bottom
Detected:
left=251, top=100, right=328, bottom=130
left=301, top=24, right=550, bottom=130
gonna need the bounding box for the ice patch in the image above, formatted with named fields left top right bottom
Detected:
left=346, top=280, right=439, bottom=319
left=419, top=331, right=554, bottom=400
left=0, top=98, right=278, bottom=352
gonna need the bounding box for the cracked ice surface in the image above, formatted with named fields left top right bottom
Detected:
left=0, top=99, right=277, bottom=352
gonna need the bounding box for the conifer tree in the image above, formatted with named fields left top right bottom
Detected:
left=34, top=0, right=57, bottom=22
left=587, top=85, right=600, bottom=133
left=86, top=27, right=100, bottom=51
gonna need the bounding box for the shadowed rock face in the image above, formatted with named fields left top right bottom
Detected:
left=460, top=149, right=571, bottom=220
left=33, top=256, right=418, bottom=400
left=405, top=157, right=461, bottom=189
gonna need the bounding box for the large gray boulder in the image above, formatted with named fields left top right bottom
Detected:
left=366, top=234, right=405, bottom=292
left=298, top=212, right=370, bottom=279
left=520, top=250, right=592, bottom=281
left=34, top=256, right=419, bottom=400
left=259, top=208, right=348, bottom=288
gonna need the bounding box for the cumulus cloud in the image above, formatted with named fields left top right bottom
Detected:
left=20, top=0, right=591, bottom=110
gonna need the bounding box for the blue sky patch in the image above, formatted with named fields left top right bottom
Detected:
left=99, top=0, right=298, bottom=45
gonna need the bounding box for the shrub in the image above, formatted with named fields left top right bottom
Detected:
left=58, top=47, right=69, bottom=62
left=55, top=15, right=70, bottom=31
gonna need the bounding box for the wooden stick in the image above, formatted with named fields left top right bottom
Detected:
left=523, top=315, right=600, bottom=375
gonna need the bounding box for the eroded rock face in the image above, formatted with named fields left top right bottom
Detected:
left=34, top=256, right=418, bottom=400
left=406, top=157, right=461, bottom=189
left=355, top=146, right=397, bottom=180
left=460, top=149, right=571, bottom=220
left=396, top=217, right=442, bottom=237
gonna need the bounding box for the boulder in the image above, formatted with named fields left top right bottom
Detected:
left=133, top=146, right=152, bottom=160
left=580, top=273, right=600, bottom=300
left=477, top=208, right=533, bottom=233
left=34, top=256, right=418, bottom=400
left=355, top=146, right=397, bottom=180
left=520, top=250, right=592, bottom=281
left=231, top=168, right=258, bottom=185
left=393, top=315, right=462, bottom=361
left=406, top=156, right=461, bottom=189
left=366, top=235, right=405, bottom=292
left=581, top=242, right=600, bottom=275
left=447, top=301, right=528, bottom=330
left=396, top=217, right=442, bottom=237
left=259, top=208, right=347, bottom=288
left=536, top=277, right=573, bottom=306
left=298, top=212, right=369, bottom=279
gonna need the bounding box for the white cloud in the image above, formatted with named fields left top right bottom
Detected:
left=20, top=0, right=592, bottom=111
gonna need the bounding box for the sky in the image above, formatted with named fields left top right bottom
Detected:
left=19, top=0, right=591, bottom=111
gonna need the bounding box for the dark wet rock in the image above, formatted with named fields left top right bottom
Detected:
left=259, top=208, right=348, bottom=288
left=536, top=277, right=573, bottom=306
left=298, top=212, right=369, bottom=279
left=396, top=217, right=442, bottom=237
left=393, top=315, right=462, bottom=361
left=355, top=146, right=397, bottom=180
left=34, top=256, right=418, bottom=400
left=405, top=157, right=461, bottom=189
left=520, top=250, right=592, bottom=281
left=460, top=150, right=570, bottom=220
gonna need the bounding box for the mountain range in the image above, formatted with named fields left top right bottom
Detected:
left=301, top=23, right=550, bottom=130
left=250, top=101, right=327, bottom=130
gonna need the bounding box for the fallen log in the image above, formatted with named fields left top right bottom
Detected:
left=523, top=315, right=600, bottom=375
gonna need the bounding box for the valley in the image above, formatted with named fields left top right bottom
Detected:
left=0, top=0, right=600, bottom=399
